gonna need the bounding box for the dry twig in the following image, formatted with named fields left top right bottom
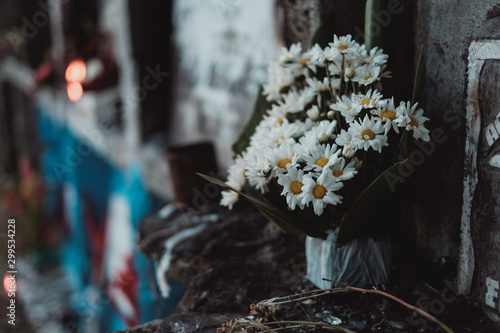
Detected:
left=323, top=279, right=454, bottom=333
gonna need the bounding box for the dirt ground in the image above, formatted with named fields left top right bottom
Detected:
left=123, top=202, right=500, bottom=333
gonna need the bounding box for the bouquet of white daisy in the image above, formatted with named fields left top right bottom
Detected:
left=201, top=34, right=427, bottom=246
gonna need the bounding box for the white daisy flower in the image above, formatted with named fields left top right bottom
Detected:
left=327, top=57, right=345, bottom=77
left=315, top=119, right=338, bottom=143
left=330, top=158, right=358, bottom=181
left=353, top=64, right=381, bottom=86
left=241, top=146, right=261, bottom=163
left=360, top=46, right=388, bottom=65
left=370, top=97, right=405, bottom=135
left=258, top=113, right=290, bottom=132
left=330, top=95, right=362, bottom=123
left=342, top=145, right=357, bottom=158
left=277, top=167, right=306, bottom=210
left=335, top=129, right=358, bottom=158
left=278, top=42, right=318, bottom=74
left=300, top=119, right=337, bottom=147
left=306, top=76, right=332, bottom=105
left=398, top=102, right=431, bottom=141
left=281, top=88, right=316, bottom=113
left=353, top=156, right=363, bottom=170
left=349, top=115, right=388, bottom=153
left=243, top=148, right=271, bottom=195
left=226, top=156, right=247, bottom=187
left=254, top=122, right=300, bottom=148
left=248, top=175, right=270, bottom=194
left=309, top=44, right=336, bottom=65
left=279, top=42, right=303, bottom=64
left=302, top=143, right=340, bottom=173
left=270, top=103, right=289, bottom=116
left=335, top=129, right=351, bottom=146
left=220, top=177, right=244, bottom=209
left=302, top=47, right=323, bottom=71
left=267, top=144, right=300, bottom=174
left=329, top=34, right=358, bottom=55
left=344, top=67, right=356, bottom=81
left=292, top=119, right=314, bottom=140
left=263, top=63, right=295, bottom=101
left=352, top=89, right=383, bottom=109
left=302, top=170, right=343, bottom=216
left=344, top=48, right=364, bottom=64
left=300, top=118, right=317, bottom=131
left=306, top=105, right=321, bottom=121
left=306, top=77, right=330, bottom=94
left=244, top=150, right=270, bottom=176
left=220, top=189, right=239, bottom=209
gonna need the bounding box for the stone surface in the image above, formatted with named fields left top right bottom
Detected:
left=411, top=0, right=500, bottom=262
left=139, top=202, right=307, bottom=315
left=280, top=0, right=365, bottom=47
left=115, top=319, right=163, bottom=333
left=470, top=59, right=500, bottom=314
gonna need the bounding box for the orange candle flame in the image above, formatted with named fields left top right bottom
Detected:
left=67, top=82, right=83, bottom=102
left=65, top=59, right=86, bottom=83
left=3, top=274, right=16, bottom=294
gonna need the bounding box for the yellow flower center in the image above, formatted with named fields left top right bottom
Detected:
left=338, top=45, right=348, bottom=51
left=364, top=75, right=373, bottom=81
left=381, top=110, right=396, bottom=121
left=362, top=98, right=372, bottom=106
left=260, top=164, right=267, bottom=169
left=277, top=158, right=292, bottom=169
left=409, top=116, right=419, bottom=127
left=290, top=181, right=303, bottom=195
left=315, top=157, right=329, bottom=167
left=276, top=118, right=283, bottom=126
left=361, top=129, right=375, bottom=140
left=275, top=135, right=285, bottom=144
left=333, top=170, right=343, bottom=177
left=300, top=58, right=311, bottom=66
left=313, top=185, right=327, bottom=199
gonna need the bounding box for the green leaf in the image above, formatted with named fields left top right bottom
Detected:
left=231, top=85, right=273, bottom=156
left=395, top=130, right=408, bottom=160
left=365, top=0, right=393, bottom=51
left=309, top=12, right=336, bottom=48
left=197, top=173, right=327, bottom=238
left=411, top=46, right=426, bottom=105
left=336, top=159, right=409, bottom=245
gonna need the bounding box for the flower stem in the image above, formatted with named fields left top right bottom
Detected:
left=325, top=63, right=336, bottom=100
left=340, top=54, right=345, bottom=94
left=351, top=80, right=357, bottom=94
left=394, top=130, right=408, bottom=163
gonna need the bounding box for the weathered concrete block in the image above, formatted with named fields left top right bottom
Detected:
left=461, top=11, right=500, bottom=316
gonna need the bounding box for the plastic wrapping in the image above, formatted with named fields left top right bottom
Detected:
left=305, top=231, right=391, bottom=289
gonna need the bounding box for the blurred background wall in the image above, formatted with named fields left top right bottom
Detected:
left=0, top=0, right=280, bottom=331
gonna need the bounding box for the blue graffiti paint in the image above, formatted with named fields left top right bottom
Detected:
left=36, top=103, right=183, bottom=331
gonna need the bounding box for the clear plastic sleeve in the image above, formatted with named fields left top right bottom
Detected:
left=305, top=231, right=391, bottom=289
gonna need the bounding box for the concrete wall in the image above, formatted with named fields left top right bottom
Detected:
left=412, top=1, right=500, bottom=314
left=411, top=1, right=499, bottom=260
